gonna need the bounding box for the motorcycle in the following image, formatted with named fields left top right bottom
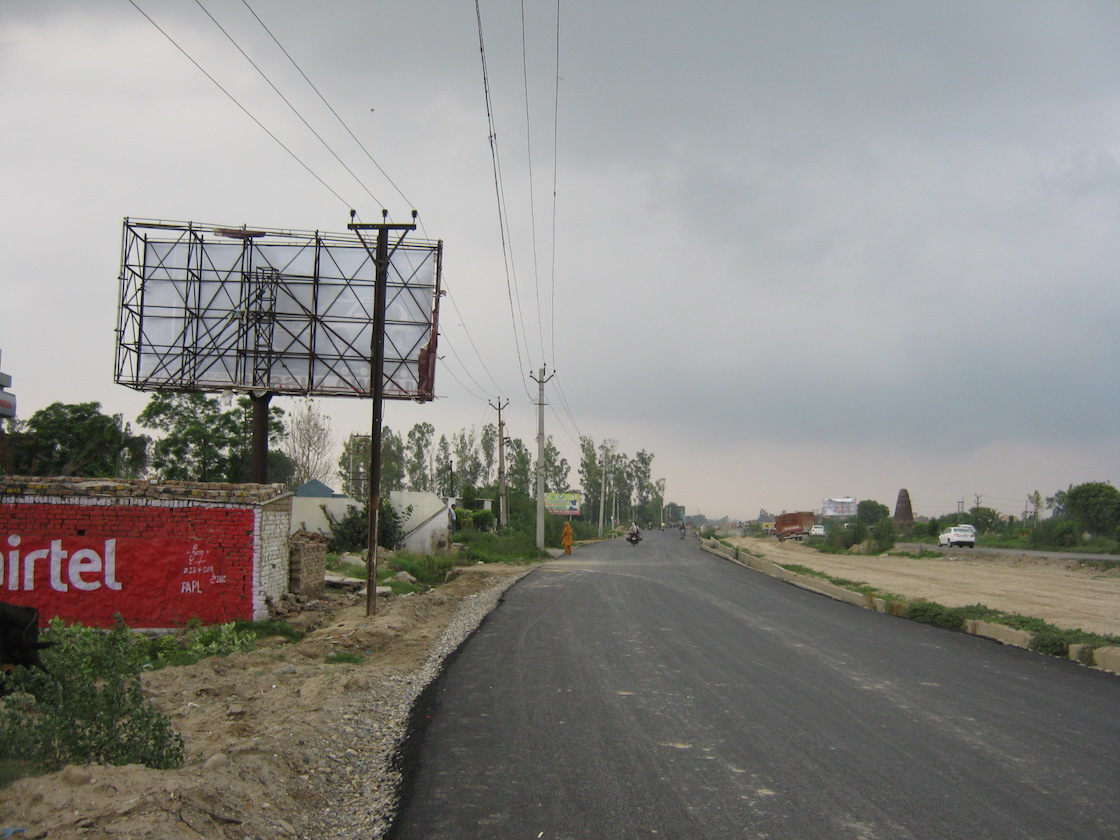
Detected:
left=626, top=530, right=642, bottom=546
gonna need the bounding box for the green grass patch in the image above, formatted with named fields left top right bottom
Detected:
left=324, top=651, right=364, bottom=665
left=380, top=551, right=458, bottom=587
left=326, top=552, right=369, bottom=580
left=886, top=549, right=943, bottom=559
left=454, top=529, right=547, bottom=564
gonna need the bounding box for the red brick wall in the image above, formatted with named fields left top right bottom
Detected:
left=1, top=478, right=289, bottom=629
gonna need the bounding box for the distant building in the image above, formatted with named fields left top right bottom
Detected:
left=822, top=497, right=858, bottom=517
left=291, top=480, right=359, bottom=536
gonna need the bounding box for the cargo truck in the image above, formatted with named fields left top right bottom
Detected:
left=774, top=511, right=815, bottom=541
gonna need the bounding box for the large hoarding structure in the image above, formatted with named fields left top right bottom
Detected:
left=822, top=497, right=858, bottom=517
left=115, top=218, right=442, bottom=400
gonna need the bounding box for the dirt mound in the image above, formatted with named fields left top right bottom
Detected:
left=0, top=564, right=528, bottom=840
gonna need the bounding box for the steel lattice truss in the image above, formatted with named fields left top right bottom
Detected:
left=115, top=219, right=442, bottom=400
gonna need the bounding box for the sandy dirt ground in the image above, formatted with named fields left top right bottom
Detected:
left=728, top=536, right=1120, bottom=638
left=0, top=564, right=529, bottom=840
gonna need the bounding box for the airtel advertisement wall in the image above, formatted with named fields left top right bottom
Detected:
left=1, top=502, right=258, bottom=629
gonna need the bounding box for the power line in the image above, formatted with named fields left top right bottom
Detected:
left=549, top=0, right=561, bottom=366
left=518, top=0, right=547, bottom=365
left=475, top=0, right=534, bottom=401
left=442, top=278, right=507, bottom=397
left=128, top=0, right=351, bottom=209
left=240, top=0, right=415, bottom=210
left=194, top=0, right=386, bottom=208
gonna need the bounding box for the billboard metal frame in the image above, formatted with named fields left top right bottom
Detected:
left=114, top=218, right=442, bottom=401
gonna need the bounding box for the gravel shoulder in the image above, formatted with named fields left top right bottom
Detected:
left=728, top=536, right=1120, bottom=637
left=0, top=563, right=531, bottom=840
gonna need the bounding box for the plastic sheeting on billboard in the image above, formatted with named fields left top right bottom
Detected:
left=115, top=219, right=442, bottom=400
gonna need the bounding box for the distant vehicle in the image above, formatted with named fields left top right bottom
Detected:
left=775, top=512, right=815, bottom=541
left=808, top=524, right=827, bottom=537
left=938, top=527, right=975, bottom=548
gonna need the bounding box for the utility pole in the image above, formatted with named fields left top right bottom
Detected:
left=530, top=366, right=554, bottom=551
left=349, top=213, right=417, bottom=617
left=598, top=461, right=607, bottom=539
left=490, top=398, right=509, bottom=528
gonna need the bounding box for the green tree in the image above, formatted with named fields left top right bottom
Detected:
left=541, top=435, right=570, bottom=493
left=10, top=402, right=149, bottom=477
left=338, top=433, right=370, bottom=497
left=577, top=436, right=601, bottom=524
left=479, top=423, right=497, bottom=487
left=630, top=450, right=654, bottom=512
left=380, top=427, right=406, bottom=493
left=138, top=393, right=287, bottom=483
left=968, top=506, right=1003, bottom=534
left=405, top=422, right=434, bottom=491
left=856, top=499, right=890, bottom=525
left=1064, top=482, right=1120, bottom=537
left=506, top=437, right=533, bottom=496
left=453, top=428, right=483, bottom=490
left=434, top=435, right=453, bottom=496
left=1046, top=488, right=1069, bottom=519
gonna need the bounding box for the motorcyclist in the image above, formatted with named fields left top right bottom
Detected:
left=627, top=523, right=641, bottom=542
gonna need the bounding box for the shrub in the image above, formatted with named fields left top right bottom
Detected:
left=323, top=499, right=409, bottom=552
left=472, top=508, right=495, bottom=531
left=1029, top=629, right=1070, bottom=658
left=904, top=601, right=965, bottom=631
left=0, top=620, right=184, bottom=779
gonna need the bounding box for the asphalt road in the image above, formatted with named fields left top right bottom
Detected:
left=388, top=530, right=1120, bottom=840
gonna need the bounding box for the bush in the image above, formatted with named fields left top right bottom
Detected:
left=472, top=509, right=495, bottom=531
left=323, top=499, right=409, bottom=552
left=1028, top=518, right=1080, bottom=548
left=872, top=517, right=896, bottom=552
left=904, top=601, right=965, bottom=631
left=1029, top=629, right=1070, bottom=658
left=0, top=620, right=184, bottom=779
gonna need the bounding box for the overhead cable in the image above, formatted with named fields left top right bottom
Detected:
left=127, top=0, right=351, bottom=209
left=240, top=0, right=415, bottom=210
left=194, top=0, right=386, bottom=208
left=475, top=0, right=534, bottom=401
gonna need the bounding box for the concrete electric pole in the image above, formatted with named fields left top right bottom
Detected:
left=530, top=366, right=553, bottom=551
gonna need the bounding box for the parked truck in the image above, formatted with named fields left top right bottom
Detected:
left=774, top=511, right=815, bottom=541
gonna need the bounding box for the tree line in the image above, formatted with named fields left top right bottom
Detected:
left=1, top=398, right=669, bottom=528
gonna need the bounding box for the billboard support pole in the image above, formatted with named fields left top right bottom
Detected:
left=350, top=217, right=416, bottom=617
left=250, top=392, right=272, bottom=483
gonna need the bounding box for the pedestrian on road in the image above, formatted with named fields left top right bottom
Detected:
left=562, top=521, right=573, bottom=555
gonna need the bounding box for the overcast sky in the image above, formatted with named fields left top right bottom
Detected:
left=3, top=1, right=1118, bottom=521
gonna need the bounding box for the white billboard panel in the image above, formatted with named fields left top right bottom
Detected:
left=115, top=219, right=442, bottom=400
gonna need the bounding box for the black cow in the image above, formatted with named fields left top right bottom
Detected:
left=0, top=601, right=54, bottom=675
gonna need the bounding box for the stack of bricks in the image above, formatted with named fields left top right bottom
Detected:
left=0, top=476, right=292, bottom=628
left=289, top=530, right=328, bottom=599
